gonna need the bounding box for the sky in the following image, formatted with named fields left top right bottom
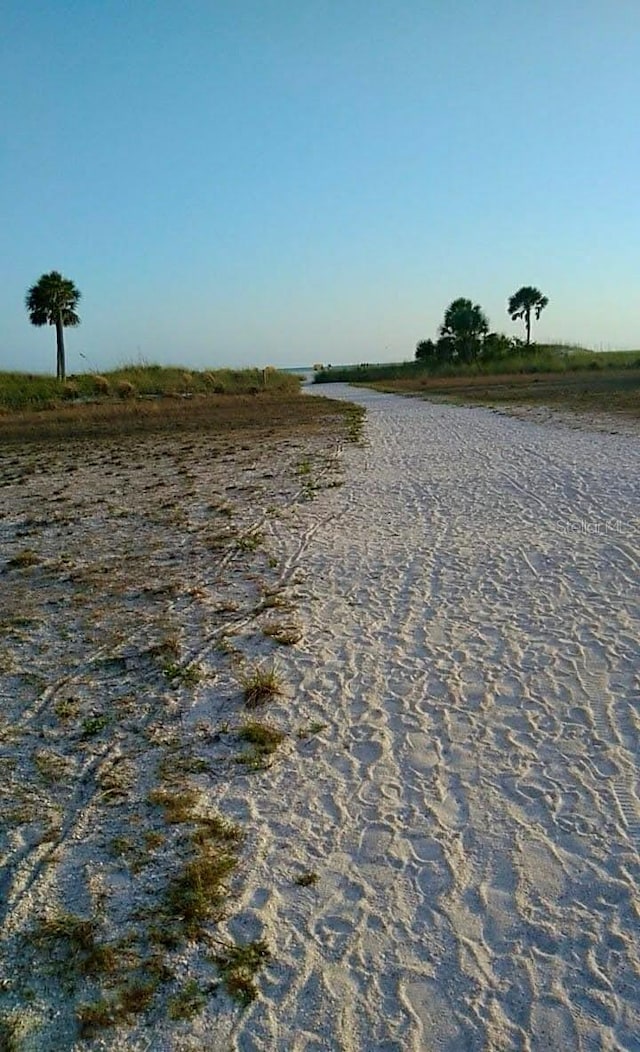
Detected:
left=2, top=0, right=639, bottom=373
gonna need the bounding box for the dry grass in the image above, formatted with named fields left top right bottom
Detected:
left=241, top=664, right=284, bottom=708
left=368, top=369, right=640, bottom=420
left=0, top=391, right=361, bottom=1044
left=0, top=383, right=358, bottom=446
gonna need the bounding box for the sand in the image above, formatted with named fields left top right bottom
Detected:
left=1, top=387, right=638, bottom=1050
left=203, top=385, right=639, bottom=1051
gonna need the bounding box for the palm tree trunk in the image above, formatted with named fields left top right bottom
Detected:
left=55, top=315, right=66, bottom=381
left=526, top=310, right=531, bottom=346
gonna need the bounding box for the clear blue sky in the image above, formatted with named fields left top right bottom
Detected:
left=2, top=0, right=639, bottom=373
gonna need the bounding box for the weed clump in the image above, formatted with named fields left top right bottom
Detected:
left=7, top=549, right=40, bottom=569
left=167, top=979, right=208, bottom=1020
left=294, top=870, right=319, bottom=887
left=236, top=720, right=285, bottom=769
left=116, top=380, right=136, bottom=399
left=241, top=664, right=283, bottom=708
left=165, top=850, right=237, bottom=939
left=212, top=939, right=271, bottom=1006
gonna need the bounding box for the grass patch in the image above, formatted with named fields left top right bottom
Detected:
left=234, top=531, right=263, bottom=552
left=161, top=660, right=203, bottom=686
left=147, top=788, right=200, bottom=823
left=315, top=352, right=640, bottom=421
left=236, top=720, right=285, bottom=769
left=294, top=870, right=319, bottom=887
left=0, top=372, right=362, bottom=446
left=81, top=713, right=111, bottom=737
left=167, top=979, right=208, bottom=1020
left=241, top=663, right=284, bottom=708
left=165, top=848, right=238, bottom=939
left=76, top=981, right=157, bottom=1038
left=6, top=549, right=40, bottom=569
left=313, top=347, right=640, bottom=385
left=383, top=369, right=640, bottom=420
left=297, top=721, right=328, bottom=739
left=212, top=939, right=271, bottom=1006
left=28, top=914, right=117, bottom=978
left=0, top=365, right=300, bottom=412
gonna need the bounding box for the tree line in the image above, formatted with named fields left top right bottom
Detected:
left=23, top=270, right=549, bottom=382
left=416, top=286, right=548, bottom=366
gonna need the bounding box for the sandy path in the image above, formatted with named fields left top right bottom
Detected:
left=209, top=385, right=639, bottom=1052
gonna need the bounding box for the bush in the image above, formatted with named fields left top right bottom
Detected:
left=116, top=380, right=136, bottom=399
left=62, top=381, right=79, bottom=400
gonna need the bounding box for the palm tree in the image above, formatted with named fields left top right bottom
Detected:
left=508, top=286, right=548, bottom=346
left=25, top=271, right=81, bottom=381
left=439, top=297, right=489, bottom=362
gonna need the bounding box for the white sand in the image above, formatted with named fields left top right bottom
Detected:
left=205, top=386, right=640, bottom=1051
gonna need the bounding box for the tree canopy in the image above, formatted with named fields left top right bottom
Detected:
left=25, top=271, right=81, bottom=381
left=438, top=298, right=489, bottom=363
left=507, top=286, right=548, bottom=345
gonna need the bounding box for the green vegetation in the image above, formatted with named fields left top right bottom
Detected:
left=6, top=549, right=41, bottom=569
left=165, top=848, right=237, bottom=939
left=236, top=720, right=285, bottom=768
left=0, top=363, right=299, bottom=412
left=508, top=285, right=549, bottom=345
left=314, top=347, right=640, bottom=386
left=167, top=979, right=208, bottom=1020
left=0, top=367, right=364, bottom=446
left=241, top=663, right=284, bottom=708
left=77, top=981, right=157, bottom=1038
left=315, top=284, right=637, bottom=398
left=212, top=939, right=271, bottom=1006
left=436, top=297, right=489, bottom=363
left=25, top=271, right=81, bottom=381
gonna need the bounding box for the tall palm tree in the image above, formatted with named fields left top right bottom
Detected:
left=25, top=271, right=81, bottom=381
left=508, top=286, right=548, bottom=346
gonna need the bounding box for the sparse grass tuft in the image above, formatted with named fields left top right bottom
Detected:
left=165, top=849, right=238, bottom=939
left=241, top=663, right=283, bottom=708
left=81, top=713, right=111, bottom=737
left=259, top=588, right=291, bottom=611
left=297, top=721, right=329, bottom=739
left=161, top=660, right=203, bottom=686
left=76, top=981, right=157, bottom=1037
left=33, top=748, right=72, bottom=784
left=236, top=720, right=285, bottom=769
left=212, top=939, right=271, bottom=1006
left=167, top=979, right=208, bottom=1020
left=7, top=549, right=40, bottom=569
left=148, top=787, right=199, bottom=823
left=54, top=696, right=80, bottom=720
left=28, top=914, right=117, bottom=978
left=234, top=531, right=263, bottom=552
left=294, top=870, right=319, bottom=887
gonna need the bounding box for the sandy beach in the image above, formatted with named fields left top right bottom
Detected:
left=1, top=387, right=638, bottom=1050
left=203, top=385, right=639, bottom=1051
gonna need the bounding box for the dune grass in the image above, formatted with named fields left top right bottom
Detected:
left=0, top=364, right=299, bottom=411
left=313, top=346, right=640, bottom=386
left=0, top=365, right=359, bottom=444
left=313, top=347, right=640, bottom=420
